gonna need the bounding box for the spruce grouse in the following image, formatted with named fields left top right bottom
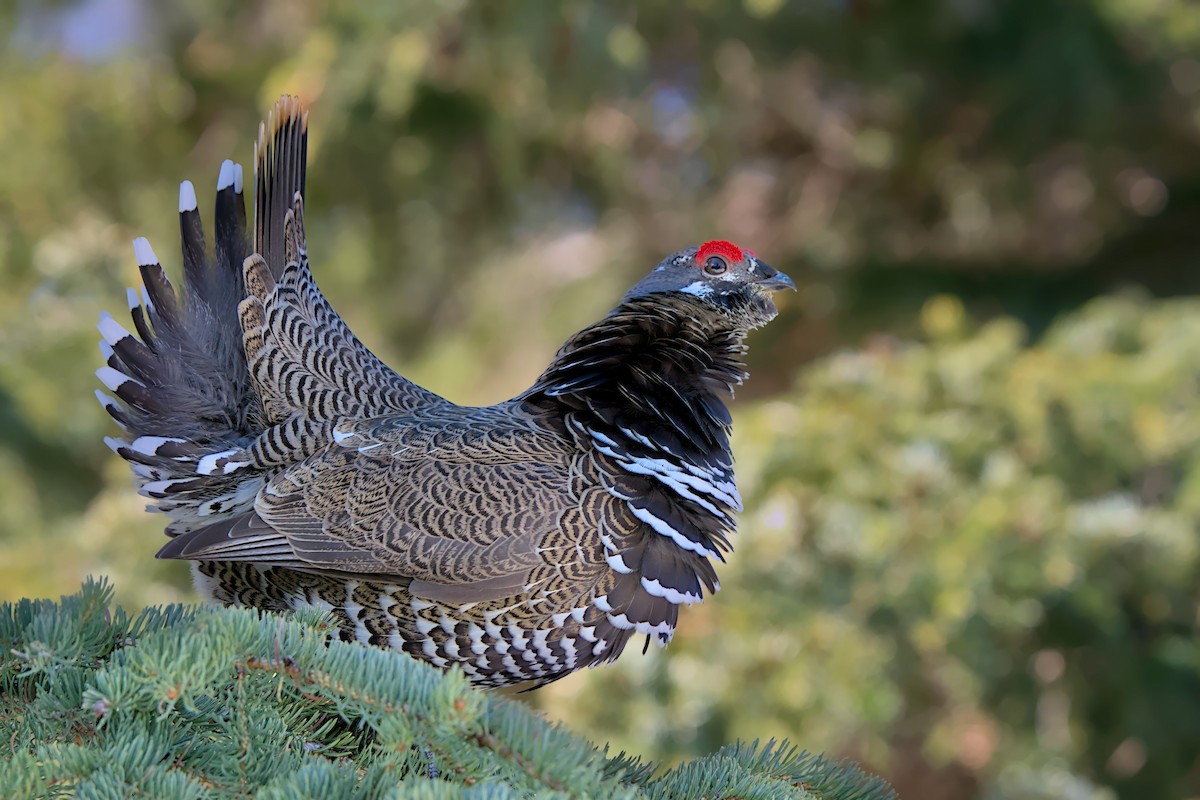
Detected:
left=96, top=96, right=794, bottom=688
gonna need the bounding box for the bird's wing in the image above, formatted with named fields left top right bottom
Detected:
left=241, top=96, right=445, bottom=427
left=157, top=410, right=607, bottom=604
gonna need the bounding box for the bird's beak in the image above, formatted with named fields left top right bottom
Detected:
left=753, top=262, right=796, bottom=292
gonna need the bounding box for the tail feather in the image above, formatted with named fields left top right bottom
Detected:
left=214, top=162, right=247, bottom=284
left=98, top=166, right=266, bottom=534
left=179, top=179, right=207, bottom=297
left=254, top=96, right=307, bottom=282
left=134, top=239, right=182, bottom=334
left=127, top=287, right=155, bottom=349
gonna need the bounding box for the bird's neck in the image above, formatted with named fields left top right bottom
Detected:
left=522, top=297, right=747, bottom=454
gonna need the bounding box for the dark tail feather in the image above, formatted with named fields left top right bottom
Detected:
left=97, top=166, right=266, bottom=534
left=215, top=161, right=248, bottom=280
left=136, top=239, right=182, bottom=335
left=180, top=179, right=207, bottom=299
left=254, top=95, right=307, bottom=281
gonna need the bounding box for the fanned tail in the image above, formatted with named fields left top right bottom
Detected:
left=100, top=96, right=445, bottom=537
left=98, top=165, right=266, bottom=534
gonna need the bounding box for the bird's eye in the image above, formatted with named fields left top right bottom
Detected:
left=703, top=255, right=728, bottom=275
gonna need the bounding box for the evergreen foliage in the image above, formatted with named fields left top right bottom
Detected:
left=0, top=581, right=894, bottom=799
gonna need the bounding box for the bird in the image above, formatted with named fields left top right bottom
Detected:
left=96, top=96, right=795, bottom=689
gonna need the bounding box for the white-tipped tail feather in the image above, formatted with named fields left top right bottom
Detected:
left=129, top=435, right=187, bottom=457
left=97, top=312, right=134, bottom=347
left=96, top=365, right=140, bottom=392
left=179, top=180, right=197, bottom=213
left=132, top=237, right=158, bottom=267
left=217, top=159, right=237, bottom=191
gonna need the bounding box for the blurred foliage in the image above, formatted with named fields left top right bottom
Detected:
left=2, top=0, right=1199, bottom=798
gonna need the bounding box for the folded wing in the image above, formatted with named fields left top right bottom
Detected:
left=157, top=408, right=608, bottom=605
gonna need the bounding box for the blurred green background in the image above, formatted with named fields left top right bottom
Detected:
left=3, top=1, right=1199, bottom=797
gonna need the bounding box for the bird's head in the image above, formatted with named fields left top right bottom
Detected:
left=625, top=240, right=796, bottom=329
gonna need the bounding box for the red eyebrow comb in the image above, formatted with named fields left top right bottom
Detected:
left=696, top=240, right=745, bottom=264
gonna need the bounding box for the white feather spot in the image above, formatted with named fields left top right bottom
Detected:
left=98, top=340, right=114, bottom=360
left=97, top=313, right=133, bottom=347
left=468, top=625, right=488, bottom=655
left=140, top=479, right=190, bottom=496
left=589, top=429, right=619, bottom=448
left=217, top=159, right=236, bottom=191
left=443, top=637, right=461, bottom=659
left=605, top=551, right=633, bottom=574
left=631, top=618, right=673, bottom=639
left=620, top=454, right=740, bottom=512
left=679, top=281, right=713, bottom=297
left=130, top=436, right=187, bottom=457
left=126, top=287, right=140, bottom=311
left=132, top=237, right=158, bottom=267
left=197, top=448, right=241, bottom=476
left=178, top=180, right=197, bottom=213
left=95, top=366, right=139, bottom=392
left=605, top=612, right=634, bottom=630
left=641, top=576, right=702, bottom=605
left=628, top=504, right=719, bottom=560
left=561, top=637, right=578, bottom=669
left=505, top=625, right=529, bottom=651
left=233, top=163, right=244, bottom=193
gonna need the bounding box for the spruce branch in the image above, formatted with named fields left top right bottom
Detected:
left=0, top=581, right=893, bottom=799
